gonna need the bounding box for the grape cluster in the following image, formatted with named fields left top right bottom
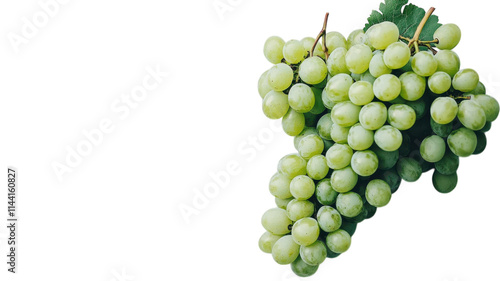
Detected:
left=257, top=20, right=500, bottom=277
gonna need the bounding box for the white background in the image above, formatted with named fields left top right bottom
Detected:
left=0, top=0, right=499, bottom=281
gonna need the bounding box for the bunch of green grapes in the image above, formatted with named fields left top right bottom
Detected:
left=257, top=21, right=499, bottom=277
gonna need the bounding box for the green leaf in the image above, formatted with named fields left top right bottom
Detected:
left=364, top=0, right=441, bottom=41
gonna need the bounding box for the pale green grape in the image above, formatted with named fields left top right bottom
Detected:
left=258, top=69, right=273, bottom=98
left=330, top=122, right=350, bottom=144
left=331, top=166, right=358, bottom=193
left=369, top=51, right=392, bottom=78
left=326, top=143, right=353, bottom=170
left=349, top=81, right=375, bottom=106
left=294, top=127, right=318, bottom=150
left=435, top=50, right=461, bottom=77
left=399, top=71, right=426, bottom=101
left=434, top=23, right=461, bottom=50
left=331, top=101, right=361, bottom=127
left=465, top=82, right=486, bottom=96
left=430, top=97, right=458, bottom=124
left=268, top=63, right=294, bottom=91
left=278, top=154, right=307, bottom=179
left=263, top=36, right=285, bottom=64
left=316, top=179, right=338, bottom=205
left=326, top=47, right=350, bottom=76
left=348, top=123, right=374, bottom=151
left=383, top=42, right=411, bottom=69
left=411, top=51, right=438, bottom=77
left=291, top=217, right=320, bottom=246
left=322, top=89, right=336, bottom=110
left=286, top=199, right=315, bottom=222
left=282, top=108, right=305, bottom=136
left=301, top=37, right=326, bottom=59
left=420, top=135, right=446, bottom=163
left=283, top=39, right=307, bottom=64
left=259, top=231, right=283, bottom=253
left=396, top=157, right=422, bottom=182
left=269, top=172, right=292, bottom=199
left=388, top=104, right=416, bottom=130
left=432, top=171, right=458, bottom=194
left=447, top=127, right=477, bottom=157
left=316, top=206, right=342, bottom=233
left=345, top=44, right=373, bottom=74
left=365, top=179, right=391, bottom=207
left=351, top=72, right=362, bottom=81
left=359, top=102, right=388, bottom=130
left=360, top=71, right=377, bottom=84
left=272, top=235, right=300, bottom=265
left=428, top=71, right=452, bottom=94
left=374, top=125, right=403, bottom=152
left=298, top=134, right=325, bottom=160
left=326, top=31, right=347, bottom=52
left=290, top=175, right=315, bottom=200
left=262, top=90, right=289, bottom=119
left=291, top=256, right=319, bottom=277
left=262, top=208, right=292, bottom=235
left=351, top=150, right=379, bottom=177
left=336, top=192, right=363, bottom=218
left=365, top=21, right=399, bottom=50
left=299, top=57, right=328, bottom=85
left=471, top=95, right=500, bottom=122
left=300, top=240, right=327, bottom=266
left=347, top=29, right=365, bottom=49
left=306, top=155, right=329, bottom=180
left=373, top=74, right=401, bottom=101
left=316, top=114, right=333, bottom=140
left=288, top=83, right=315, bottom=113
left=458, top=100, right=486, bottom=130
left=276, top=197, right=293, bottom=210
left=324, top=73, right=353, bottom=102
left=452, top=69, right=479, bottom=92
left=326, top=229, right=351, bottom=254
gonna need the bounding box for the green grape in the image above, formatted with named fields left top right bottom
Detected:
left=471, top=95, right=500, bottom=122
left=288, top=83, right=315, bottom=113
left=373, top=74, right=402, bottom=101
left=452, top=69, right=479, bottom=93
left=278, top=154, right=307, bottom=179
left=396, top=157, right=422, bottom=182
left=457, top=100, right=486, bottom=130
left=317, top=114, right=333, bottom=140
left=374, top=125, right=403, bottom=152
left=283, top=39, right=307, bottom=64
left=269, top=172, right=292, bottom=199
left=351, top=150, right=379, bottom=177
left=262, top=90, right=289, bottom=119
left=268, top=63, right=294, bottom=91
left=399, top=133, right=411, bottom=157
left=371, top=144, right=399, bottom=170
left=282, top=108, right=305, bottom=136
left=369, top=51, right=392, bottom=78
left=331, top=166, right=358, bottom=193
left=339, top=221, right=357, bottom=237
left=434, top=150, right=459, bottom=175
left=432, top=171, right=458, bottom=194
left=304, top=113, right=320, bottom=127
left=330, top=122, right=350, bottom=144
left=345, top=44, right=373, bottom=74
left=420, top=135, right=446, bottom=163
left=383, top=42, right=411, bottom=69
left=365, top=179, right=392, bottom=207
left=286, top=199, right=315, bottom=222
left=324, top=73, right=353, bottom=102
left=434, top=50, right=461, bottom=77
left=300, top=240, right=327, bottom=266
left=331, top=101, right=361, bottom=127
left=316, top=179, right=339, bottom=205
left=326, top=47, right=350, bottom=76
left=263, top=36, right=285, bottom=64
left=259, top=231, right=283, bottom=254
left=405, top=99, right=427, bottom=120
left=310, top=87, right=326, bottom=115
left=326, top=31, right=347, bottom=52
left=336, top=192, right=364, bottom=218
left=428, top=71, right=452, bottom=94
left=399, top=71, right=426, bottom=101
left=360, top=70, right=377, bottom=84
left=322, top=89, right=336, bottom=110
left=376, top=168, right=401, bottom=193
left=349, top=81, right=374, bottom=106
left=388, top=104, right=416, bottom=130
left=262, top=208, right=292, bottom=235
left=430, top=97, right=458, bottom=124
left=351, top=72, right=362, bottom=81
left=306, top=155, right=329, bottom=180
left=291, top=217, right=320, bottom=246
left=326, top=229, right=351, bottom=254
left=365, top=21, right=399, bottom=50
left=298, top=134, right=324, bottom=160
left=465, top=82, right=486, bottom=96
left=326, top=143, right=354, bottom=169
left=434, top=23, right=461, bottom=50
left=430, top=118, right=453, bottom=137
left=447, top=127, right=477, bottom=157
left=290, top=175, right=315, bottom=200
left=317, top=206, right=342, bottom=233
left=473, top=131, right=487, bottom=155
left=272, top=235, right=300, bottom=265
left=348, top=123, right=374, bottom=151
left=294, top=127, right=318, bottom=150
left=301, top=37, right=325, bottom=58
left=411, top=51, right=438, bottom=77
left=347, top=29, right=365, bottom=49
left=291, top=255, right=319, bottom=277
left=258, top=69, right=273, bottom=98
left=299, top=57, right=328, bottom=85
left=323, top=139, right=334, bottom=154
left=359, top=102, right=388, bottom=130
left=411, top=151, right=433, bottom=174
left=276, top=197, right=293, bottom=210
left=479, top=121, right=492, bottom=133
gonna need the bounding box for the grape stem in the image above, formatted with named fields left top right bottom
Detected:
left=407, top=7, right=436, bottom=53
left=310, top=12, right=330, bottom=60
